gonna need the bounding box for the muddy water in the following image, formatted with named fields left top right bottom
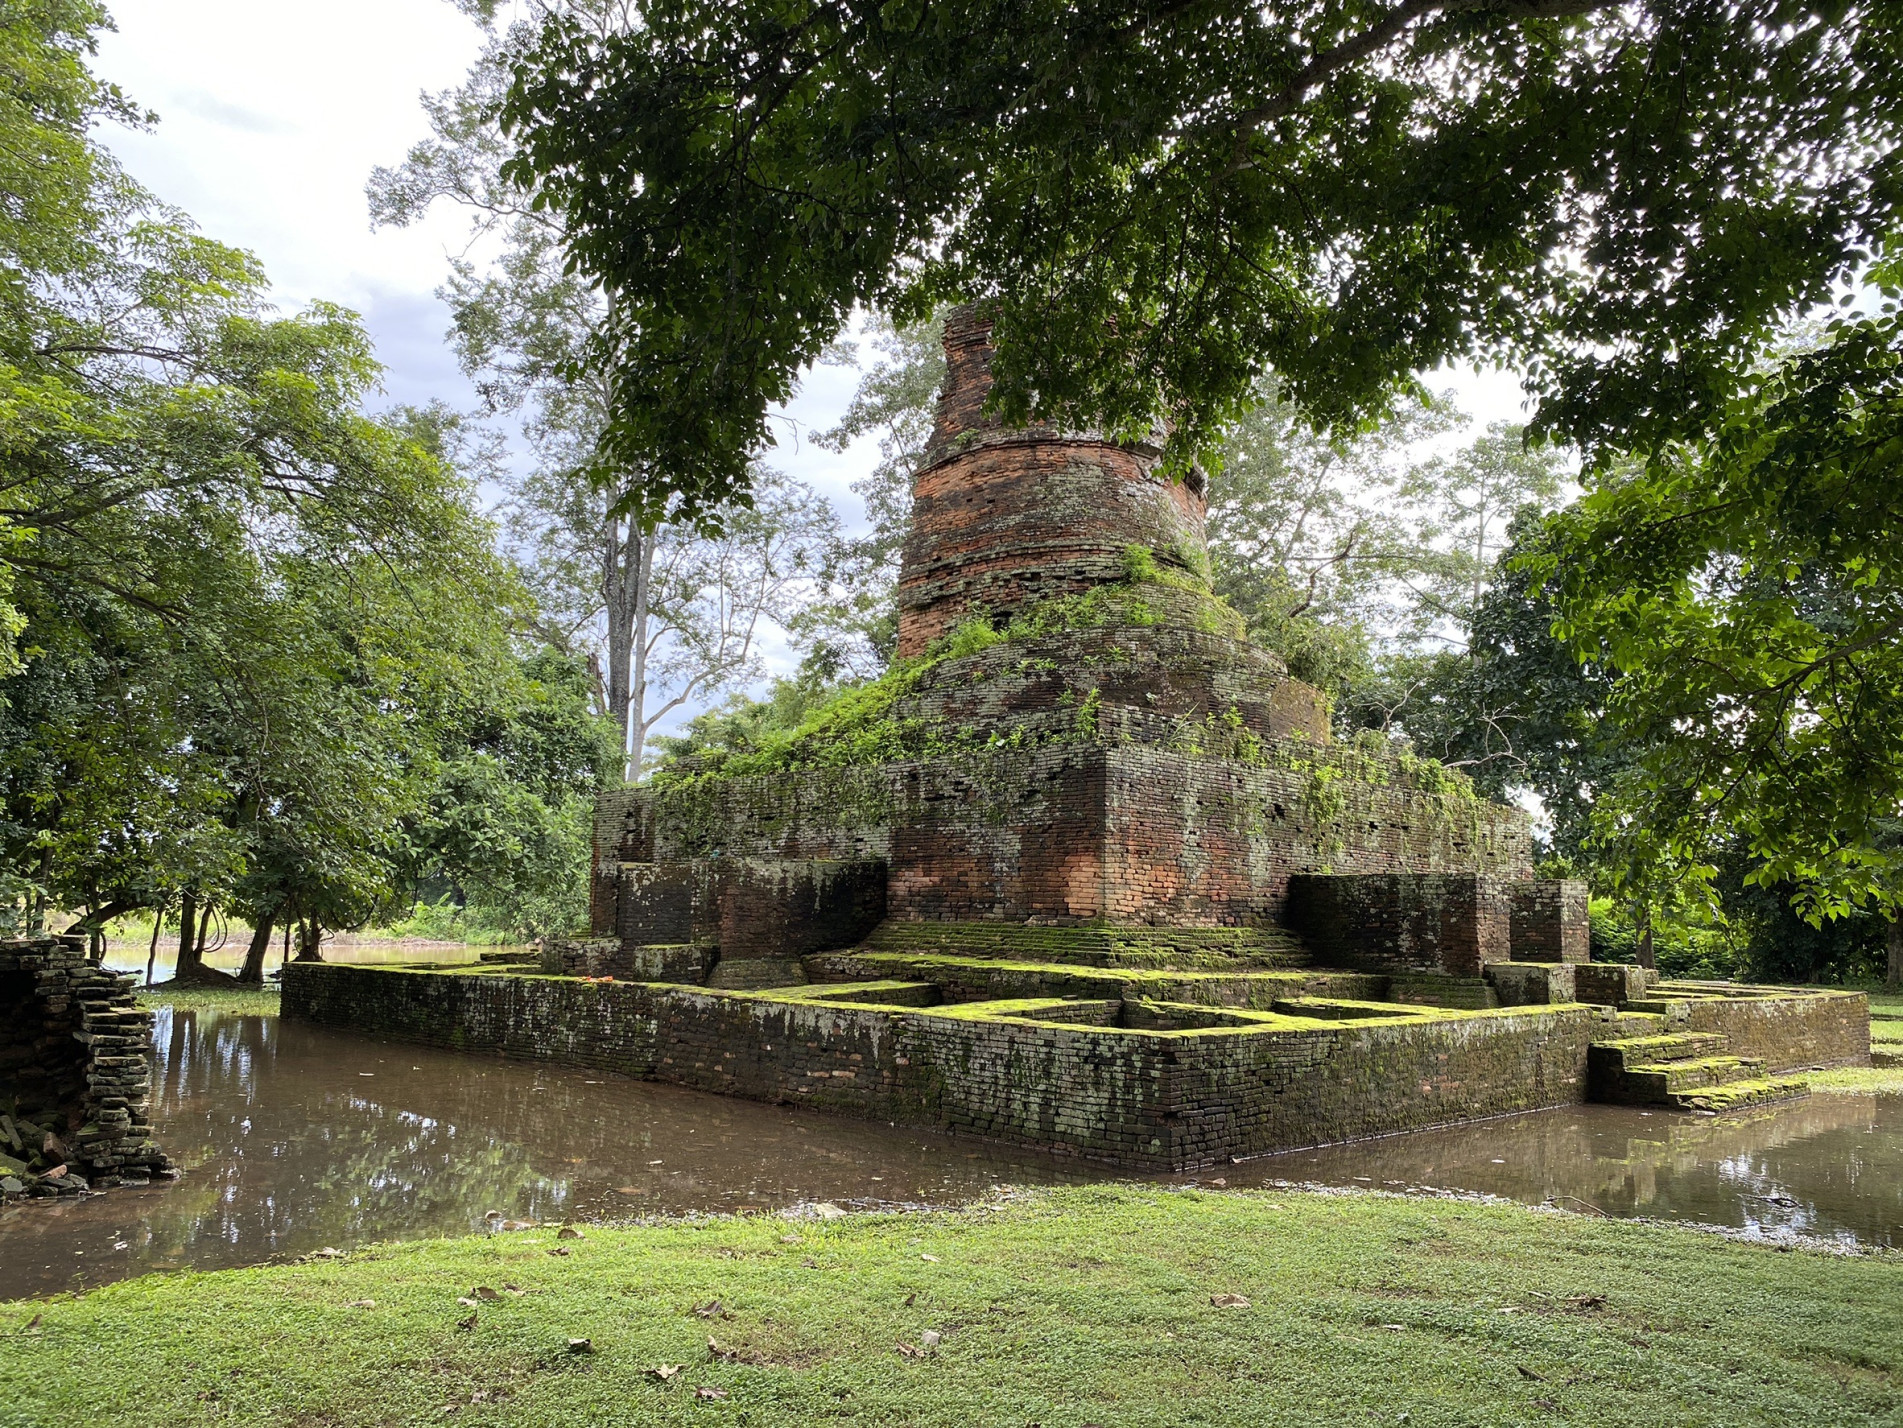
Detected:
left=3, top=1008, right=1899, bottom=1300
left=0, top=1009, right=1100, bottom=1299
left=1229, top=1093, right=1903, bottom=1249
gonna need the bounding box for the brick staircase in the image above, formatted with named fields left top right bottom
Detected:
left=1589, top=1031, right=1810, bottom=1112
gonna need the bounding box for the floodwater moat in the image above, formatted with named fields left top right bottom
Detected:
left=2, top=1007, right=1898, bottom=1300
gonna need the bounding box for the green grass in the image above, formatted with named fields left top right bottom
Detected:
left=4, top=1187, right=1899, bottom=1427
left=135, top=984, right=282, bottom=1017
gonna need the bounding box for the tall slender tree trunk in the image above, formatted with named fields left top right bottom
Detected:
left=1887, top=914, right=1902, bottom=990
left=236, top=911, right=276, bottom=985
left=1635, top=903, right=1656, bottom=971
left=625, top=535, right=655, bottom=782
left=145, top=909, right=164, bottom=988
left=293, top=917, right=323, bottom=963
left=173, top=889, right=199, bottom=981
left=602, top=505, right=648, bottom=783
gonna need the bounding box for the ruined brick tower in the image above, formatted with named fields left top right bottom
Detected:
left=579, top=308, right=1584, bottom=993
left=293, top=313, right=1865, bottom=1173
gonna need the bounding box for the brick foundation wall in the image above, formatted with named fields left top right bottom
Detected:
left=284, top=963, right=1604, bottom=1168
left=1672, top=988, right=1869, bottom=1071
left=1510, top=880, right=1590, bottom=963
left=1286, top=873, right=1520, bottom=977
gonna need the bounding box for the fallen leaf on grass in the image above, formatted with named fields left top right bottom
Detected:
left=20, top=1314, right=41, bottom=1332
left=694, top=1386, right=729, bottom=1401
left=1210, top=1294, right=1251, bottom=1309
left=473, top=1286, right=500, bottom=1301
left=557, top=1226, right=583, bottom=1240
left=314, top=1247, right=344, bottom=1259
left=778, top=1234, right=800, bottom=1244
left=920, top=1254, right=939, bottom=1263
left=920, top=1330, right=941, bottom=1349
left=547, top=1246, right=571, bottom=1257
left=693, top=1301, right=726, bottom=1319
left=897, top=1343, right=925, bottom=1358
left=567, top=1338, right=593, bottom=1354
left=1378, top=1324, right=1407, bottom=1332
left=456, top=1313, right=478, bottom=1331
left=648, top=1364, right=684, bottom=1382
left=813, top=1203, right=846, bottom=1220
left=346, top=1300, right=376, bottom=1310
left=1517, top=1366, right=1546, bottom=1381
left=457, top=1297, right=478, bottom=1308
left=1566, top=1294, right=1607, bottom=1311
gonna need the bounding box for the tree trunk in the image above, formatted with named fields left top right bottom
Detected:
left=145, top=909, right=164, bottom=988
left=603, top=508, right=647, bottom=782
left=1888, top=914, right=1902, bottom=991
left=173, top=889, right=199, bottom=979
left=293, top=917, right=324, bottom=962
left=171, top=896, right=233, bottom=985
left=236, top=911, right=276, bottom=984
left=625, top=534, right=655, bottom=782
left=1636, top=904, right=1656, bottom=971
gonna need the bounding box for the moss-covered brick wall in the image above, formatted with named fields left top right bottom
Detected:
left=1284, top=873, right=1522, bottom=977
left=1669, top=987, right=1869, bottom=1071
left=284, top=963, right=1606, bottom=1169
left=1509, top=879, right=1590, bottom=963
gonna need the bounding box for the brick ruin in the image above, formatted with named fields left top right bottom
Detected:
left=285, top=309, right=1869, bottom=1168
left=0, top=935, right=172, bottom=1196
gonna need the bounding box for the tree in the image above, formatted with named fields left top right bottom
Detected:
left=0, top=2, right=546, bottom=975
left=372, top=0, right=840, bottom=780
left=1536, top=292, right=1903, bottom=930
left=498, top=0, right=1903, bottom=520
left=805, top=313, right=946, bottom=674
left=1206, top=383, right=1460, bottom=700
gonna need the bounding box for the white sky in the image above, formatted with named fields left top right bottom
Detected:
left=92, top=0, right=1536, bottom=726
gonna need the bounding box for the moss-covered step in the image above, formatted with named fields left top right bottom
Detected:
left=1618, top=1054, right=1770, bottom=1101
left=1670, top=1075, right=1810, bottom=1113
left=857, top=920, right=1311, bottom=969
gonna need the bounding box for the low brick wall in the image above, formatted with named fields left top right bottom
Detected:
left=1671, top=987, right=1869, bottom=1071
left=285, top=964, right=1605, bottom=1168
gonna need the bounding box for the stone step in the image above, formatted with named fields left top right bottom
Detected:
left=705, top=957, right=808, bottom=991
left=1621, top=1054, right=1767, bottom=1099
left=1587, top=1031, right=1729, bottom=1071
left=1668, top=1076, right=1810, bottom=1113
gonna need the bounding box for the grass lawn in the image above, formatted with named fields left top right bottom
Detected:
left=136, top=984, right=282, bottom=1017
left=4, top=1187, right=1899, bottom=1427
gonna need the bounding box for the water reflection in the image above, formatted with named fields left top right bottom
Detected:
left=1230, top=1095, right=1903, bottom=1249
left=0, top=1009, right=1099, bottom=1299
left=3, top=1008, right=1897, bottom=1301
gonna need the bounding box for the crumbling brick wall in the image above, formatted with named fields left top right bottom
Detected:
left=0, top=935, right=170, bottom=1194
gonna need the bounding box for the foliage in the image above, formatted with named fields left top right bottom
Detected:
left=8, top=1187, right=1903, bottom=1424
left=1206, top=382, right=1459, bottom=699
left=804, top=312, right=947, bottom=673
left=1537, top=292, right=1903, bottom=924
left=0, top=2, right=598, bottom=950
left=372, top=3, right=841, bottom=777
left=499, top=0, right=1903, bottom=521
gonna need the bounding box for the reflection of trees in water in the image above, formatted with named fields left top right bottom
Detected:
left=1253, top=1097, right=1902, bottom=1245
left=136, top=1011, right=566, bottom=1264
left=114, top=1011, right=1097, bottom=1276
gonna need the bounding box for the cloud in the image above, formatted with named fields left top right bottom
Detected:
left=171, top=92, right=297, bottom=136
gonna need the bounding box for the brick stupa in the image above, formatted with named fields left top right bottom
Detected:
left=286, top=312, right=1867, bottom=1170
left=583, top=307, right=1579, bottom=989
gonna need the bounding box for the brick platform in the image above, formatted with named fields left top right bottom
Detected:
left=288, top=310, right=1872, bottom=1163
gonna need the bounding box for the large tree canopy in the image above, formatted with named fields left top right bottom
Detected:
left=1537, top=291, right=1903, bottom=922
left=501, top=0, right=1903, bottom=521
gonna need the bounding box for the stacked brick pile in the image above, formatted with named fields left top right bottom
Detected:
left=0, top=934, right=172, bottom=1195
